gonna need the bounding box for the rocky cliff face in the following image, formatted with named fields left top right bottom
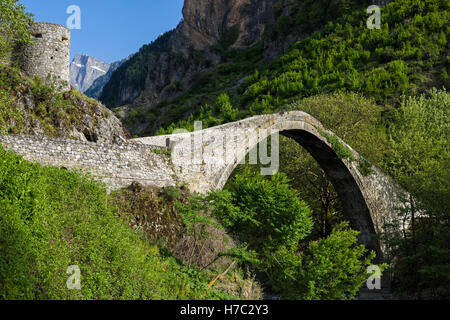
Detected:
left=101, top=0, right=275, bottom=113
left=70, top=54, right=111, bottom=93
left=17, top=90, right=131, bottom=143
left=172, top=0, right=274, bottom=53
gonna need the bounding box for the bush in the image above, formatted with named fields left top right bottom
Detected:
left=208, top=171, right=377, bottom=299
left=211, top=172, right=313, bottom=250
left=279, top=223, right=380, bottom=300
left=0, top=147, right=235, bottom=300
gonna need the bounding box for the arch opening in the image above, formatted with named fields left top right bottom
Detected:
left=217, top=125, right=382, bottom=259
left=281, top=129, right=380, bottom=257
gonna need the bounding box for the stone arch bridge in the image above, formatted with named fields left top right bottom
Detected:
left=0, top=111, right=405, bottom=259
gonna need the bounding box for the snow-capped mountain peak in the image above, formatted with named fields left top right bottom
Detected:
left=69, top=54, right=111, bottom=93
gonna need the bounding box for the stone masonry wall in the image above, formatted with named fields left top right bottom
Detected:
left=0, top=135, right=177, bottom=191
left=21, top=22, right=71, bottom=89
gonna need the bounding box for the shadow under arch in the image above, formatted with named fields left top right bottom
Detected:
left=211, top=117, right=384, bottom=259
left=281, top=129, right=380, bottom=258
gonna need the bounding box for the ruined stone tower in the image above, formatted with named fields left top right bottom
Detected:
left=21, top=22, right=70, bottom=89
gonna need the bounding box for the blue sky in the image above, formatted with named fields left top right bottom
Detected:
left=19, top=0, right=184, bottom=63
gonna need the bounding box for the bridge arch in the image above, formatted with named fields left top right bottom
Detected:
left=219, top=128, right=378, bottom=254
left=135, top=111, right=404, bottom=257
left=0, top=111, right=404, bottom=297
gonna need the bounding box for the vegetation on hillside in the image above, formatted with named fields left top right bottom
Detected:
left=0, top=146, right=248, bottom=300
left=240, top=0, right=448, bottom=110
left=0, top=65, right=130, bottom=141
left=269, top=0, right=373, bottom=36
left=155, top=0, right=448, bottom=134
left=0, top=0, right=33, bottom=63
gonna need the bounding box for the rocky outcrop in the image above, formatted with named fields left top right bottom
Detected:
left=13, top=89, right=131, bottom=144
left=100, top=0, right=275, bottom=117
left=0, top=64, right=131, bottom=144
left=172, top=0, right=274, bottom=53
left=64, top=92, right=132, bottom=143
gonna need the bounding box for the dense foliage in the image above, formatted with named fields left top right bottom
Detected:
left=149, top=0, right=449, bottom=135
left=380, top=89, right=450, bottom=299
left=270, top=0, right=372, bottom=36
left=0, top=0, right=33, bottom=63
left=0, top=147, right=236, bottom=300
left=241, top=0, right=449, bottom=110
left=208, top=171, right=378, bottom=300
left=211, top=172, right=313, bottom=250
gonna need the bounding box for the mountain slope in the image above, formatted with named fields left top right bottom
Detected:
left=84, top=58, right=126, bottom=99
left=99, top=0, right=276, bottom=119
left=100, top=0, right=449, bottom=137
left=70, top=54, right=111, bottom=93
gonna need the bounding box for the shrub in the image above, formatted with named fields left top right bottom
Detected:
left=380, top=89, right=450, bottom=298
left=281, top=223, right=381, bottom=300
left=0, top=147, right=235, bottom=300
left=208, top=170, right=378, bottom=299
left=210, top=171, right=313, bottom=250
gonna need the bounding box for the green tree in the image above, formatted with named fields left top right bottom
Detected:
left=211, top=171, right=313, bottom=250
left=216, top=93, right=238, bottom=122
left=0, top=0, right=34, bottom=62
left=381, top=89, right=450, bottom=299
left=270, top=223, right=377, bottom=300
left=210, top=170, right=378, bottom=299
